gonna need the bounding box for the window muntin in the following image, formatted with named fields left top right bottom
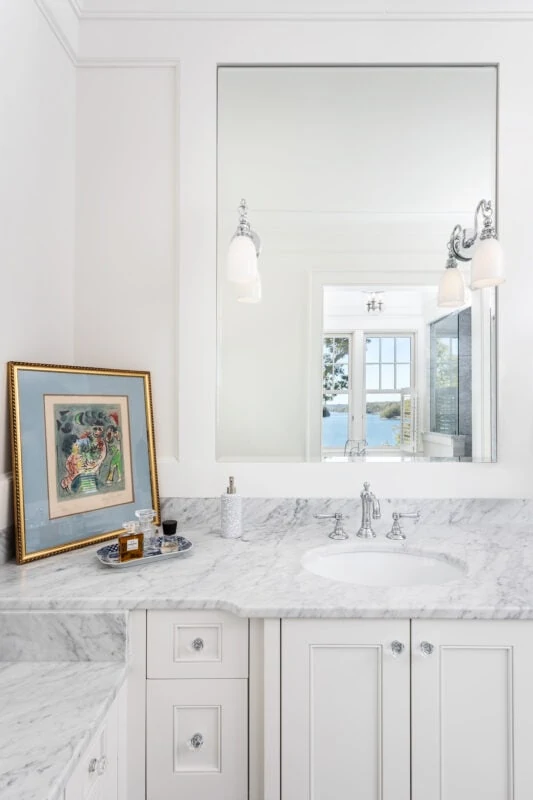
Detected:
left=364, top=335, right=414, bottom=449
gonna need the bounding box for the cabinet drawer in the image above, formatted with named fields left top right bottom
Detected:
left=147, top=678, right=248, bottom=800
left=65, top=696, right=119, bottom=800
left=147, top=610, right=248, bottom=679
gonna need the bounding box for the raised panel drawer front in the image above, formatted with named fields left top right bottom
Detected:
left=411, top=619, right=533, bottom=800
left=65, top=696, right=119, bottom=800
left=282, top=619, right=411, bottom=800
left=147, top=678, right=248, bottom=800
left=147, top=610, right=248, bottom=679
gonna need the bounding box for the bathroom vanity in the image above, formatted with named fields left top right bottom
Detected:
left=1, top=506, right=533, bottom=800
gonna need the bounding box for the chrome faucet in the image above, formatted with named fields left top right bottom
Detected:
left=357, top=482, right=381, bottom=538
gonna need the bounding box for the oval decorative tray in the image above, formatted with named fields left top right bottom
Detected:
left=96, top=536, right=193, bottom=568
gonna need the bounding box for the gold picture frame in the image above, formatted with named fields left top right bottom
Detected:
left=8, top=361, right=160, bottom=563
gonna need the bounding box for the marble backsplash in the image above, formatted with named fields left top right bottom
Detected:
left=1, top=496, right=532, bottom=566
left=162, top=496, right=533, bottom=532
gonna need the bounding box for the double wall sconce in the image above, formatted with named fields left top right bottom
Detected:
left=438, top=199, right=505, bottom=308
left=226, top=199, right=262, bottom=303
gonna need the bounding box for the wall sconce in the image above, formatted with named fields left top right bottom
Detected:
left=237, top=272, right=262, bottom=304
left=366, top=292, right=384, bottom=313
left=438, top=199, right=504, bottom=307
left=227, top=198, right=262, bottom=284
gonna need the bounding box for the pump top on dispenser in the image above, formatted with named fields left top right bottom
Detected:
left=221, top=475, right=242, bottom=538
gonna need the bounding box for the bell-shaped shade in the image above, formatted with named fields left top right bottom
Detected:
left=227, top=234, right=258, bottom=283
left=438, top=265, right=465, bottom=308
left=237, top=272, right=262, bottom=304
left=471, top=237, right=505, bottom=289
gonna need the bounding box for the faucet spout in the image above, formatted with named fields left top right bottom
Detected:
left=357, top=482, right=380, bottom=539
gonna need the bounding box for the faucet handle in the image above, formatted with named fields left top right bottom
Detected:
left=386, top=510, right=420, bottom=540
left=314, top=512, right=348, bottom=540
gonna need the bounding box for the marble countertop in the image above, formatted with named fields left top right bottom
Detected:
left=0, top=661, right=127, bottom=800
left=0, top=518, right=532, bottom=618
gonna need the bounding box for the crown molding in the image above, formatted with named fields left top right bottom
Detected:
left=69, top=3, right=533, bottom=22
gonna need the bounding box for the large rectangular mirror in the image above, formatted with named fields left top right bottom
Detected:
left=217, top=66, right=497, bottom=462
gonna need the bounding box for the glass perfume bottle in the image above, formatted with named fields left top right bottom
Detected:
left=135, top=508, right=159, bottom=555
left=118, top=521, right=144, bottom=562
left=161, top=519, right=179, bottom=553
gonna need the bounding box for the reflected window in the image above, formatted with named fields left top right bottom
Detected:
left=365, top=335, right=413, bottom=448
left=322, top=335, right=351, bottom=450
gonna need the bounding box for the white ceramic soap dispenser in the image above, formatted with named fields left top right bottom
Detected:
left=220, top=476, right=242, bottom=539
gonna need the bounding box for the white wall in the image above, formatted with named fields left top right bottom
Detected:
left=0, top=0, right=76, bottom=527
left=75, top=66, right=178, bottom=463
left=6, top=6, right=533, bottom=501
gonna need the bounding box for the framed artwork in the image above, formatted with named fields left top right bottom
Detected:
left=8, top=361, right=160, bottom=563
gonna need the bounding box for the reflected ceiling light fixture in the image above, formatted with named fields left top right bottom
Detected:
left=227, top=198, right=262, bottom=284
left=366, top=292, right=384, bottom=313
left=438, top=199, right=504, bottom=306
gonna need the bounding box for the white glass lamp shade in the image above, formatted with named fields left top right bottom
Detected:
left=237, top=272, right=262, bottom=304
left=227, top=234, right=258, bottom=283
left=438, top=264, right=465, bottom=308
left=471, top=237, right=505, bottom=289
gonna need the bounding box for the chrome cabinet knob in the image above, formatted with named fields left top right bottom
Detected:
left=187, top=732, right=204, bottom=750
left=420, top=640, right=435, bottom=656
left=391, top=640, right=405, bottom=657
left=88, top=758, right=98, bottom=775
left=192, top=637, right=205, bottom=651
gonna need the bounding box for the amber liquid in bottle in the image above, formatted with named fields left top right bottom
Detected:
left=118, top=522, right=144, bottom=562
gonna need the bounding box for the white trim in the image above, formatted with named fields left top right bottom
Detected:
left=70, top=7, right=533, bottom=22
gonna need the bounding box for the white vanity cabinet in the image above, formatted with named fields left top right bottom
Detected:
left=145, top=610, right=249, bottom=800
left=281, top=619, right=411, bottom=800
left=282, top=619, right=533, bottom=800
left=411, top=619, right=533, bottom=800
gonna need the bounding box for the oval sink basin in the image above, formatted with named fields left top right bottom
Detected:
left=302, top=545, right=466, bottom=587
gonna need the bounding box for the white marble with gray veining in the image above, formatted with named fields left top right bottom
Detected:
left=0, top=611, right=128, bottom=661
left=0, top=660, right=127, bottom=800
left=0, top=507, right=532, bottom=618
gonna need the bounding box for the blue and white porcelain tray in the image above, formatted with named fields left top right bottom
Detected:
left=96, top=536, right=193, bottom=568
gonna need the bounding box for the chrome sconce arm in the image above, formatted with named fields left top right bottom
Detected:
left=449, top=199, right=496, bottom=263
left=232, top=198, right=262, bottom=258
left=438, top=198, right=504, bottom=307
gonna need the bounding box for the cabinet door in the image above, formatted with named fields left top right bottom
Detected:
left=65, top=694, right=119, bottom=800
left=412, top=619, right=533, bottom=800
left=147, top=678, right=248, bottom=800
left=282, top=619, right=410, bottom=800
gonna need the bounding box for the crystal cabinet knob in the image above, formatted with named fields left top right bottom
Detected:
left=89, top=755, right=107, bottom=775
left=192, top=638, right=205, bottom=651
left=391, top=640, right=405, bottom=657
left=187, top=733, right=204, bottom=750
left=420, top=641, right=435, bottom=657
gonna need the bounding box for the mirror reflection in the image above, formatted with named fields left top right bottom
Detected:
left=217, top=66, right=497, bottom=462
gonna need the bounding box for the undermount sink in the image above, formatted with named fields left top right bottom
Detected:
left=302, top=544, right=466, bottom=587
